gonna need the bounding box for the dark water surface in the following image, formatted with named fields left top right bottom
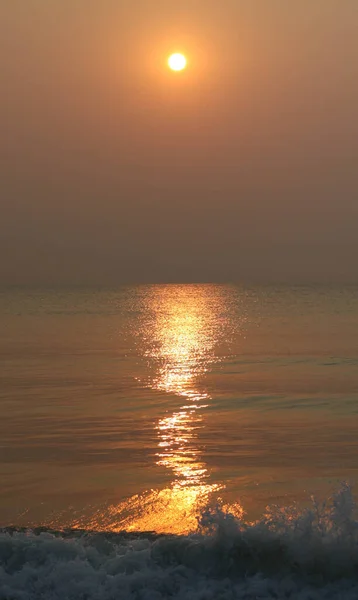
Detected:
left=1, top=284, right=358, bottom=534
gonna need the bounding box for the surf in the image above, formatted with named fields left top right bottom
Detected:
left=2, top=485, right=358, bottom=599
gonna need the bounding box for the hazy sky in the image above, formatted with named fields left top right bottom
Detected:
left=1, top=0, right=358, bottom=284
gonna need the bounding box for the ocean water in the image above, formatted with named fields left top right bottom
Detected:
left=1, top=284, right=358, bottom=598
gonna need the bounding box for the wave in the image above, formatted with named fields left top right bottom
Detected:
left=2, top=485, right=358, bottom=599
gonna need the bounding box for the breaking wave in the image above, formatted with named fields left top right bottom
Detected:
left=2, top=485, right=358, bottom=599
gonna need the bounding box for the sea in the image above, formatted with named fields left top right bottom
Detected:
left=1, top=284, right=358, bottom=599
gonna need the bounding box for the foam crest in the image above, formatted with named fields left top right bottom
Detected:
left=1, top=485, right=358, bottom=599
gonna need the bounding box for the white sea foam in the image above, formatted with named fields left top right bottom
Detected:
left=1, top=485, right=358, bottom=599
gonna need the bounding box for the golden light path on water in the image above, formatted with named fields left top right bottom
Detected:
left=47, top=286, right=243, bottom=534
left=127, top=287, right=222, bottom=533
left=119, top=286, right=243, bottom=534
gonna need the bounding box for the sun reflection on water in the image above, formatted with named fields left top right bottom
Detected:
left=123, top=286, right=224, bottom=533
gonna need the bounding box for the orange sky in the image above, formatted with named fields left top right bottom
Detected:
left=1, top=1, right=358, bottom=284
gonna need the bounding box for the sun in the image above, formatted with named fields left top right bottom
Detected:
left=168, top=53, right=187, bottom=72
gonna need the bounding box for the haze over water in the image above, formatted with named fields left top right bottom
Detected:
left=1, top=284, right=358, bottom=534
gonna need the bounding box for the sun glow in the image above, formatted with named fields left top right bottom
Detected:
left=168, top=53, right=187, bottom=71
